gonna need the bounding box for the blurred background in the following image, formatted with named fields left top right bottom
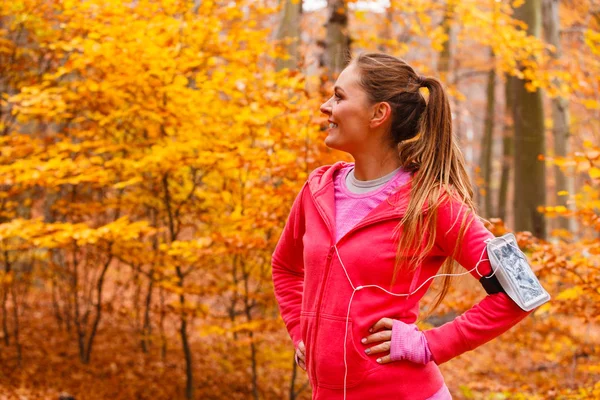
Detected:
left=0, top=0, right=599, bottom=398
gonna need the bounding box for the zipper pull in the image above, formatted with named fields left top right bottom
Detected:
left=327, top=246, right=334, bottom=260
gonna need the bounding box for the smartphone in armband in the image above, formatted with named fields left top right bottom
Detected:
left=486, top=233, right=550, bottom=312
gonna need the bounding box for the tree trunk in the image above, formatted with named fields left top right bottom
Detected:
left=142, top=205, right=160, bottom=353
left=290, top=358, right=298, bottom=400
left=1, top=271, right=9, bottom=346
left=240, top=257, right=259, bottom=400
left=499, top=75, right=515, bottom=224
left=275, top=0, right=302, bottom=71
left=141, top=273, right=154, bottom=353
left=2, top=250, right=11, bottom=346
left=10, top=283, right=21, bottom=366
left=51, top=275, right=64, bottom=330
left=159, top=285, right=167, bottom=360
left=162, top=173, right=194, bottom=399
left=289, top=357, right=309, bottom=399
left=71, top=249, right=87, bottom=364
left=83, top=252, right=113, bottom=364
left=480, top=51, right=496, bottom=217
left=178, top=286, right=194, bottom=400
left=512, top=0, right=546, bottom=238
left=542, top=0, right=574, bottom=235
left=324, top=0, right=351, bottom=78
left=380, top=2, right=394, bottom=52
left=438, top=1, right=453, bottom=79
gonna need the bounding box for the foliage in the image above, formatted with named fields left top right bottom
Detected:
left=0, top=0, right=599, bottom=398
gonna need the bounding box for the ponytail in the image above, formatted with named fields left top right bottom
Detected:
left=352, top=52, right=476, bottom=314
left=392, top=76, right=475, bottom=313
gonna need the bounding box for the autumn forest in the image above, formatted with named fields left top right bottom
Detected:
left=0, top=0, right=599, bottom=398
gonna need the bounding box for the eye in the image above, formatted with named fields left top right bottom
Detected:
left=333, top=93, right=341, bottom=102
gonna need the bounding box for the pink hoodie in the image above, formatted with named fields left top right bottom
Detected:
left=272, top=161, right=531, bottom=399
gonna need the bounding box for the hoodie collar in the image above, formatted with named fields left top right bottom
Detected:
left=307, top=161, right=413, bottom=241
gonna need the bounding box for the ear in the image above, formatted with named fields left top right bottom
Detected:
left=369, top=101, right=392, bottom=129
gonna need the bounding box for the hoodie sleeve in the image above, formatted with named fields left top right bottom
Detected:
left=271, top=182, right=307, bottom=348
left=423, top=197, right=532, bottom=364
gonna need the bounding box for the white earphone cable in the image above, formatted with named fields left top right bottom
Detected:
left=334, top=238, right=500, bottom=400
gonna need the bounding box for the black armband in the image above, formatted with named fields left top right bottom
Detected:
left=479, top=273, right=506, bottom=295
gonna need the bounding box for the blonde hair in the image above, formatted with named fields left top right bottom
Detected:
left=351, top=52, right=475, bottom=311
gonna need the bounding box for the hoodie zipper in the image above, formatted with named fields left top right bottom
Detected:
left=307, top=189, right=404, bottom=386
left=307, top=189, right=334, bottom=386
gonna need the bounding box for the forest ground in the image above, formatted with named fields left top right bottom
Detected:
left=0, top=292, right=597, bottom=399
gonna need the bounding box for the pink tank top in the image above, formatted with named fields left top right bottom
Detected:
left=333, top=165, right=452, bottom=400
left=333, top=165, right=410, bottom=243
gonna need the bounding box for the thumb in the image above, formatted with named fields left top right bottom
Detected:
left=297, top=340, right=306, bottom=354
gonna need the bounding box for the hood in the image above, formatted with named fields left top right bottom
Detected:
left=307, top=161, right=351, bottom=195
left=306, top=161, right=414, bottom=235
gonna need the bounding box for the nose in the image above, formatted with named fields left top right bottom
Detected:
left=320, top=98, right=331, bottom=115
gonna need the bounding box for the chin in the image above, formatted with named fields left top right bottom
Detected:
left=324, top=135, right=350, bottom=153
left=324, top=141, right=342, bottom=152
left=324, top=135, right=343, bottom=151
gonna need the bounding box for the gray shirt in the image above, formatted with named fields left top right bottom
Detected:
left=344, top=166, right=403, bottom=194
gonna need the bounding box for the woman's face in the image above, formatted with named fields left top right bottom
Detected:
left=319, top=64, right=375, bottom=154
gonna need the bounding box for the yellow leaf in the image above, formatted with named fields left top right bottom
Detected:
left=199, top=325, right=226, bottom=337
left=536, top=303, right=551, bottom=314
left=589, top=167, right=600, bottom=179
left=556, top=287, right=583, bottom=301
left=113, top=177, right=143, bottom=189
left=582, top=99, right=600, bottom=110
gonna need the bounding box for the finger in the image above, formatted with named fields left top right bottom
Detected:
left=375, top=354, right=392, bottom=364
left=370, top=317, right=394, bottom=333
left=364, top=341, right=391, bottom=355
left=297, top=341, right=306, bottom=354
left=294, top=351, right=306, bottom=370
left=361, top=330, right=392, bottom=345
left=295, top=348, right=305, bottom=362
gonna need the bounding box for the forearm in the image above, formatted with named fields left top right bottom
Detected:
left=271, top=183, right=307, bottom=347
left=423, top=292, right=531, bottom=364
left=272, top=259, right=304, bottom=346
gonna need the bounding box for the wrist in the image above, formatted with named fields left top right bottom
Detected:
left=390, top=320, right=433, bottom=364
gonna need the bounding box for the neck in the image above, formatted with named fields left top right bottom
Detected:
left=351, top=150, right=402, bottom=181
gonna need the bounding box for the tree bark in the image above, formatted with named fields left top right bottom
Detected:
left=162, top=173, right=194, bottom=400
left=275, top=0, right=302, bottom=71
left=10, top=282, right=21, bottom=366
left=438, top=1, right=453, bottom=79
left=1, top=265, right=9, bottom=346
left=324, top=0, right=351, bottom=78
left=83, top=251, right=113, bottom=364
left=159, top=285, right=167, bottom=360
left=141, top=206, right=159, bottom=353
left=480, top=51, right=496, bottom=217
left=380, top=3, right=393, bottom=52
left=241, top=258, right=259, bottom=400
left=499, top=75, right=515, bottom=223
left=1, top=250, right=11, bottom=347
left=512, top=0, right=546, bottom=238
left=542, top=0, right=574, bottom=235
left=141, top=272, right=154, bottom=353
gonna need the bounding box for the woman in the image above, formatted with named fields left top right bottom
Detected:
left=271, top=52, right=533, bottom=399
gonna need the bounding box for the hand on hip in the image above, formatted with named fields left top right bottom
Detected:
left=361, top=317, right=433, bottom=365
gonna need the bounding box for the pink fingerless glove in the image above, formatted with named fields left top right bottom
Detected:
left=390, top=320, right=433, bottom=364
